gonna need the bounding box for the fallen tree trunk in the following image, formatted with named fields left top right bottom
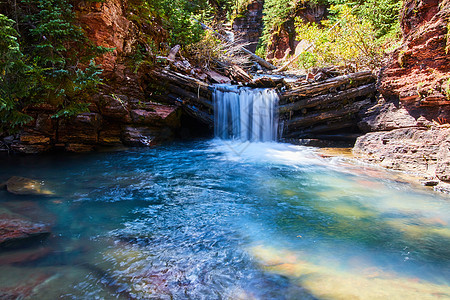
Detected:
left=281, top=71, right=374, bottom=100
left=227, top=65, right=253, bottom=83
left=182, top=104, right=214, bottom=126
left=286, top=99, right=371, bottom=129
left=279, top=83, right=376, bottom=114
left=284, top=120, right=356, bottom=138
left=238, top=47, right=276, bottom=70
left=151, top=69, right=212, bottom=98
left=167, top=94, right=214, bottom=126
left=166, top=83, right=213, bottom=110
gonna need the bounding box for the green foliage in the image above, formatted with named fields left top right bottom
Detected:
left=255, top=43, right=267, bottom=59
left=184, top=30, right=222, bottom=68
left=295, top=5, right=384, bottom=71
left=0, top=0, right=110, bottom=133
left=129, top=0, right=215, bottom=47
left=445, top=78, right=450, bottom=101
left=257, top=0, right=401, bottom=60
left=232, top=0, right=253, bottom=15
left=296, top=51, right=318, bottom=70
left=446, top=21, right=450, bottom=54
left=23, top=0, right=107, bottom=106
left=329, top=0, right=402, bottom=40
left=0, top=14, right=33, bottom=132
left=51, top=102, right=91, bottom=119
left=261, top=0, right=295, bottom=47
left=163, top=0, right=206, bottom=46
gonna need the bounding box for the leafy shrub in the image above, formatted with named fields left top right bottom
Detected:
left=295, top=5, right=384, bottom=71
left=23, top=0, right=108, bottom=117
left=129, top=0, right=217, bottom=48
left=184, top=31, right=222, bottom=68
left=328, top=0, right=402, bottom=41
left=261, top=0, right=295, bottom=49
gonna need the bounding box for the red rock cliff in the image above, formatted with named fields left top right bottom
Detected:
left=5, top=0, right=181, bottom=154
left=354, top=0, right=450, bottom=191
left=380, top=0, right=450, bottom=120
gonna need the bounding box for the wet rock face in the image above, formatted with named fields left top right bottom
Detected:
left=75, top=0, right=134, bottom=73
left=354, top=127, right=450, bottom=177
left=355, top=0, right=450, bottom=185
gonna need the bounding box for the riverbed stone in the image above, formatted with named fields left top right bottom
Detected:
left=0, top=208, right=51, bottom=250
left=0, top=246, right=52, bottom=265
left=1, top=176, right=54, bottom=196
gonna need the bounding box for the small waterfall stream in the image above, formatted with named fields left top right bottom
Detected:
left=213, top=85, right=279, bottom=142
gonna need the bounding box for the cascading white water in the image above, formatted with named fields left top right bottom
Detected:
left=213, top=85, right=279, bottom=142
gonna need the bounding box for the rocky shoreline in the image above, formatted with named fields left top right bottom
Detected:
left=351, top=0, right=450, bottom=192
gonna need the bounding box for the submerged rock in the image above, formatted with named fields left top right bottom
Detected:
left=0, top=246, right=52, bottom=265
left=0, top=208, right=51, bottom=250
left=251, top=245, right=450, bottom=300
left=1, top=176, right=54, bottom=196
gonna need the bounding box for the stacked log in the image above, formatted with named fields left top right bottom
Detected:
left=151, top=68, right=377, bottom=138
left=279, top=71, right=376, bottom=138
left=150, top=69, right=215, bottom=126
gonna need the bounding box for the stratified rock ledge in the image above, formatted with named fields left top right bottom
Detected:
left=354, top=126, right=450, bottom=186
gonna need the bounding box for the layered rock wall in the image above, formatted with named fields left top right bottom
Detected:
left=354, top=0, right=450, bottom=188
left=2, top=0, right=182, bottom=154
left=232, top=0, right=264, bottom=53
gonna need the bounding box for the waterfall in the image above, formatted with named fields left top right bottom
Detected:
left=213, top=85, right=279, bottom=142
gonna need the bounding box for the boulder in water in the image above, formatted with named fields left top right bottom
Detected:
left=0, top=208, right=51, bottom=250
left=1, top=176, right=54, bottom=196
left=0, top=246, right=52, bottom=265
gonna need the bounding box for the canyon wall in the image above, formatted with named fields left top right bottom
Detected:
left=266, top=2, right=328, bottom=60
left=3, top=0, right=183, bottom=154
left=354, top=0, right=450, bottom=188
left=232, top=0, right=264, bottom=53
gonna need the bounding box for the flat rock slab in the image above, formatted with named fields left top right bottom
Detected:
left=1, top=176, right=54, bottom=196
left=0, top=246, right=52, bottom=265
left=0, top=208, right=51, bottom=250
left=0, top=266, right=56, bottom=299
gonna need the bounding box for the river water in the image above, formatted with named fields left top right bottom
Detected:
left=0, top=140, right=449, bottom=299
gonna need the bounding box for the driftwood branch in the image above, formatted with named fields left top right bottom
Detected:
left=166, top=83, right=213, bottom=110
left=151, top=69, right=212, bottom=98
